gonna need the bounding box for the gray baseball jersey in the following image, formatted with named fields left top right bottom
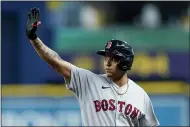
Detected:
left=66, top=64, right=160, bottom=126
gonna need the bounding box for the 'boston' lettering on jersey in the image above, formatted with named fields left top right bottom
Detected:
left=94, top=99, right=141, bottom=119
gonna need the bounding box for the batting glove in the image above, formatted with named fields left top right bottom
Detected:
left=26, top=7, right=41, bottom=40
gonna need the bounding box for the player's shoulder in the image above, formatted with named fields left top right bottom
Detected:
left=71, top=64, right=107, bottom=79
left=71, top=64, right=95, bottom=74
left=129, top=78, right=148, bottom=96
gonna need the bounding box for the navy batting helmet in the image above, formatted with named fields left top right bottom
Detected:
left=97, top=39, right=134, bottom=71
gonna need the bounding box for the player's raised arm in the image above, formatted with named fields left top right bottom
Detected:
left=26, top=7, right=71, bottom=80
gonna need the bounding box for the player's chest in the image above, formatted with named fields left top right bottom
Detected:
left=89, top=88, right=144, bottom=122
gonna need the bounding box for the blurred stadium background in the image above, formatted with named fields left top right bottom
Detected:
left=1, top=1, right=189, bottom=126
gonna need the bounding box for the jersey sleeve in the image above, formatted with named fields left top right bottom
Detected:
left=139, top=93, right=160, bottom=126
left=65, top=64, right=93, bottom=105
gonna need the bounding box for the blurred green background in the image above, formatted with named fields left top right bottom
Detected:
left=1, top=1, right=189, bottom=126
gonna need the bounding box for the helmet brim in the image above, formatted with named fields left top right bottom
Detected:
left=97, top=50, right=106, bottom=56
left=97, top=50, right=123, bottom=59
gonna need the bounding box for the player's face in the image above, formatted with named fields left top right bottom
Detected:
left=104, top=53, right=121, bottom=78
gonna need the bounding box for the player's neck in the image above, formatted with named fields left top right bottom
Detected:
left=112, top=73, right=128, bottom=87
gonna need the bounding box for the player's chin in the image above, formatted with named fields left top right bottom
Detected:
left=105, top=72, right=113, bottom=77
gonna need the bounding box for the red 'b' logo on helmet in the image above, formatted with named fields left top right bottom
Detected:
left=106, top=42, right=112, bottom=49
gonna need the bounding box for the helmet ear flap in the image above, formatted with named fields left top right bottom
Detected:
left=118, top=55, right=134, bottom=71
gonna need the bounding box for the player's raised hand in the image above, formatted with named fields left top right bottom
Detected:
left=26, top=7, right=41, bottom=40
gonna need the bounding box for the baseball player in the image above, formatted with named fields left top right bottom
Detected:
left=26, top=7, right=160, bottom=126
